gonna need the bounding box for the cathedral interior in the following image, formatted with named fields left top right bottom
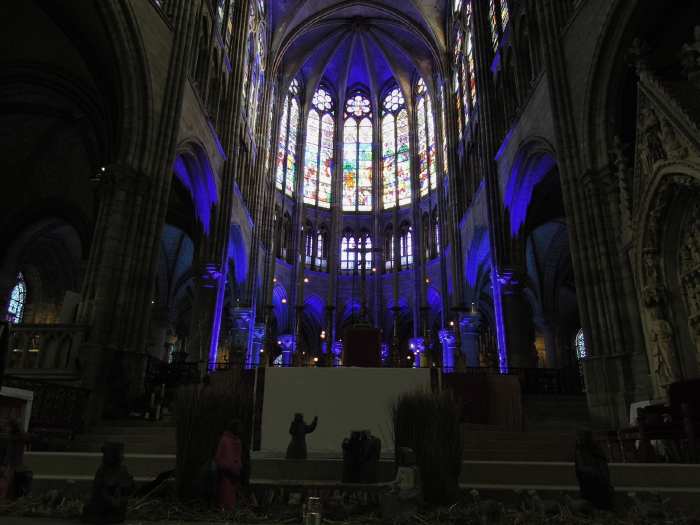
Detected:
left=1, top=0, right=700, bottom=457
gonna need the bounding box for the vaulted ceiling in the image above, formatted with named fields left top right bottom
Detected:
left=268, top=0, right=447, bottom=106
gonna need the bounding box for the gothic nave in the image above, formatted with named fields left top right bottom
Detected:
left=1, top=0, right=700, bottom=467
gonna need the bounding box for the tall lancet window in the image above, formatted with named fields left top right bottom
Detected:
left=276, top=79, right=300, bottom=196
left=381, top=88, right=411, bottom=209
left=341, top=232, right=357, bottom=271
left=454, top=1, right=477, bottom=134
left=416, top=78, right=437, bottom=196
left=304, top=88, right=335, bottom=208
left=7, top=272, right=26, bottom=324
left=343, top=93, right=372, bottom=212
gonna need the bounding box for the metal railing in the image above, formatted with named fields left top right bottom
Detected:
left=204, top=360, right=583, bottom=396
left=5, top=324, right=87, bottom=371
left=2, top=375, right=89, bottom=435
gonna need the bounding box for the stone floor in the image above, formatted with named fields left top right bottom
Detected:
left=0, top=516, right=262, bottom=525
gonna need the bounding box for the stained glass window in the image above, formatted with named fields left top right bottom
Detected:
left=385, top=226, right=395, bottom=271
left=381, top=88, right=411, bottom=209
left=316, top=228, right=328, bottom=270
left=7, top=272, right=26, bottom=324
left=304, top=227, right=314, bottom=266
left=304, top=88, right=335, bottom=208
left=400, top=226, right=413, bottom=268
left=575, top=328, right=587, bottom=392
left=416, top=79, right=437, bottom=196
left=360, top=232, right=373, bottom=270
left=341, top=233, right=356, bottom=271
left=453, top=29, right=464, bottom=137
left=489, top=0, right=499, bottom=51
left=264, top=85, right=275, bottom=178
left=276, top=79, right=300, bottom=197
left=440, top=84, right=449, bottom=177
left=500, top=0, right=510, bottom=31
left=575, top=329, right=587, bottom=360
left=488, top=0, right=509, bottom=51
left=343, top=93, right=372, bottom=212
left=465, top=2, right=477, bottom=108
left=453, top=0, right=462, bottom=13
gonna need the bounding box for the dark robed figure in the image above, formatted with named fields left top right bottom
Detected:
left=286, top=413, right=318, bottom=460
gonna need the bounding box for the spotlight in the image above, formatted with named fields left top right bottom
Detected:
left=449, top=320, right=455, bottom=327
left=425, top=278, right=430, bottom=283
left=313, top=357, right=319, bottom=363
left=281, top=298, right=287, bottom=303
left=304, top=277, right=309, bottom=283
left=260, top=349, right=264, bottom=353
left=273, top=277, right=277, bottom=283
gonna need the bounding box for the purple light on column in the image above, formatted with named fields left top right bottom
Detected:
left=492, top=275, right=508, bottom=374
left=208, top=268, right=226, bottom=371
left=503, top=151, right=555, bottom=237
left=408, top=337, right=425, bottom=368
left=438, top=329, right=456, bottom=372
left=279, top=334, right=296, bottom=366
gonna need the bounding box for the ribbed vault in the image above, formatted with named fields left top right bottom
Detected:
left=270, top=0, right=446, bottom=102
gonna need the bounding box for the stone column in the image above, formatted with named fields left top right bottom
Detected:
left=188, top=262, right=224, bottom=368
left=459, top=312, right=481, bottom=367
left=230, top=306, right=254, bottom=366
left=248, top=322, right=265, bottom=368
left=278, top=334, right=295, bottom=366
left=438, top=328, right=457, bottom=372
left=332, top=340, right=343, bottom=367
left=497, top=270, right=537, bottom=369
left=409, top=337, right=426, bottom=368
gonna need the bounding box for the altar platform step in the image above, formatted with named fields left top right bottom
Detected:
left=522, top=395, right=591, bottom=432
left=463, top=426, right=578, bottom=461
left=68, top=419, right=176, bottom=454
left=25, top=452, right=700, bottom=507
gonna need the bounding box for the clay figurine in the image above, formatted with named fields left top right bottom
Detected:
left=82, top=442, right=134, bottom=524
left=574, top=430, right=614, bottom=510
left=214, top=419, right=243, bottom=511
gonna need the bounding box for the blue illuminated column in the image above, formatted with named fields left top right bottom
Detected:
left=248, top=322, right=266, bottom=368
left=331, top=340, right=343, bottom=367
left=408, top=337, right=426, bottom=368
left=380, top=342, right=390, bottom=365
left=231, top=307, right=254, bottom=367
left=497, top=269, right=537, bottom=369
left=459, top=312, right=481, bottom=367
left=278, top=334, right=296, bottom=366
left=192, top=263, right=224, bottom=370
left=438, top=329, right=457, bottom=372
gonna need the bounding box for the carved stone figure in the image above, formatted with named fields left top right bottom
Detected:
left=82, top=442, right=134, bottom=524
left=574, top=430, right=614, bottom=510
left=660, top=120, right=687, bottom=160
left=285, top=413, right=318, bottom=460
left=681, top=26, right=700, bottom=85
left=639, top=106, right=666, bottom=178
left=650, top=317, right=678, bottom=388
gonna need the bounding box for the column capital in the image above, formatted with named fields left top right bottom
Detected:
left=459, top=312, right=481, bottom=333
left=438, top=328, right=457, bottom=345
left=496, top=268, right=525, bottom=294
left=196, top=263, right=223, bottom=287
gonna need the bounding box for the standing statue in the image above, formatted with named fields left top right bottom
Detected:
left=285, top=413, right=318, bottom=460
left=574, top=430, right=614, bottom=510
left=81, top=442, right=134, bottom=524
left=650, top=317, right=678, bottom=388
